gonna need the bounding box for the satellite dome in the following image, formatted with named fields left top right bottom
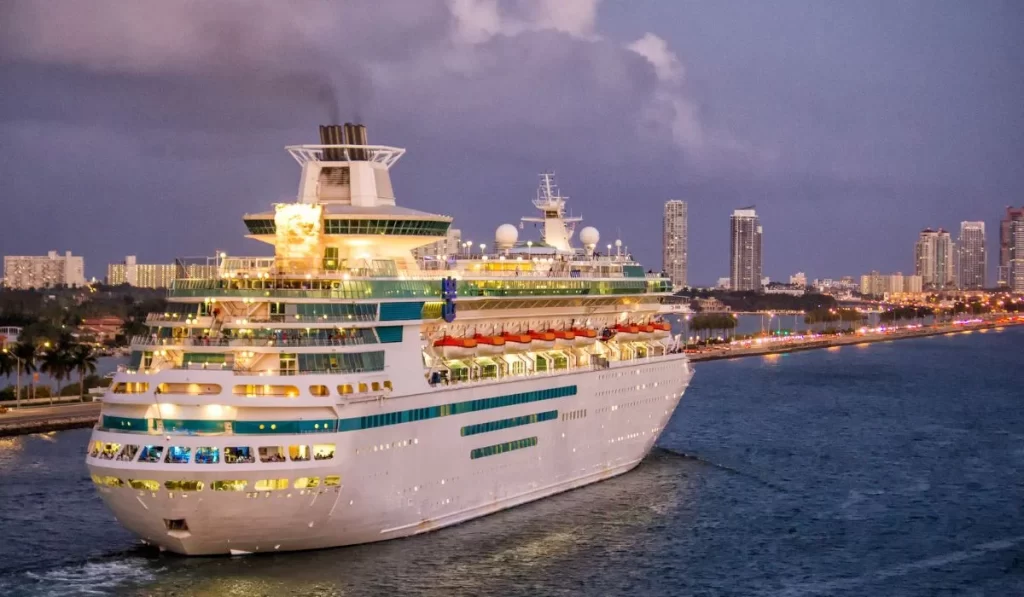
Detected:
left=615, top=239, right=622, bottom=248
left=579, top=226, right=600, bottom=247
left=495, top=224, right=519, bottom=249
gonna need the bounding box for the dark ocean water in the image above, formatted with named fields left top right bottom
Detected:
left=0, top=327, right=1022, bottom=596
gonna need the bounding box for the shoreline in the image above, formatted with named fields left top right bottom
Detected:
left=688, top=318, right=1023, bottom=363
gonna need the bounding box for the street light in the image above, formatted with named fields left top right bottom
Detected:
left=2, top=346, right=25, bottom=410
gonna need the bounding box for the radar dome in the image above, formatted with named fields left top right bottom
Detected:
left=495, top=224, right=519, bottom=249
left=579, top=226, right=600, bottom=247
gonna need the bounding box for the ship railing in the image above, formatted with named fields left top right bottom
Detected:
left=131, top=335, right=375, bottom=349
left=241, top=314, right=378, bottom=324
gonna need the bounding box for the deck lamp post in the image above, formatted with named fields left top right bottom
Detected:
left=2, top=347, right=24, bottom=409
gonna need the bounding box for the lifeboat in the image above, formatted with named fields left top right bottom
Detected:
left=652, top=321, right=672, bottom=338
left=548, top=329, right=576, bottom=348
left=433, top=336, right=477, bottom=359
left=571, top=327, right=598, bottom=346
left=527, top=330, right=556, bottom=350
left=638, top=323, right=656, bottom=339
left=611, top=324, right=640, bottom=342
left=472, top=334, right=506, bottom=356
left=500, top=332, right=532, bottom=353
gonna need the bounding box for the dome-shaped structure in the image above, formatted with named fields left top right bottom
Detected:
left=495, top=224, right=519, bottom=249
left=579, top=226, right=600, bottom=247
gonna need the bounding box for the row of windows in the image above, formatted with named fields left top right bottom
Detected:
left=244, top=218, right=452, bottom=237
left=295, top=303, right=378, bottom=319
left=100, top=385, right=577, bottom=436
left=460, top=410, right=557, bottom=437
left=92, top=475, right=341, bottom=491
left=470, top=436, right=538, bottom=460
left=92, top=442, right=336, bottom=464
left=594, top=393, right=676, bottom=414
left=562, top=409, right=587, bottom=421
left=296, top=351, right=385, bottom=373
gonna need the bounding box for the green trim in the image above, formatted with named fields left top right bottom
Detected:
left=379, top=301, right=425, bottom=321
left=102, top=415, right=147, bottom=431
left=375, top=326, right=404, bottom=343
left=470, top=436, right=538, bottom=459
left=460, top=410, right=557, bottom=437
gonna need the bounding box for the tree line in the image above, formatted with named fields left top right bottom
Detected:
left=0, top=333, right=98, bottom=404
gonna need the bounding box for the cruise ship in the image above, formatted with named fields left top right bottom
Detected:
left=85, top=123, right=694, bottom=556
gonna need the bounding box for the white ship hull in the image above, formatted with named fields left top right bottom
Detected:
left=86, top=356, right=692, bottom=555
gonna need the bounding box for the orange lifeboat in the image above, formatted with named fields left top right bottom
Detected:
left=652, top=321, right=672, bottom=338
left=638, top=323, right=656, bottom=339
left=548, top=329, right=576, bottom=347
left=527, top=330, right=556, bottom=350
left=501, top=332, right=532, bottom=353
left=612, top=324, right=640, bottom=341
left=472, top=334, right=506, bottom=356
left=433, top=336, right=477, bottom=359
left=570, top=327, right=598, bottom=346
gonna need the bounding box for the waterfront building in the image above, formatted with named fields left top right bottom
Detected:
left=2, top=250, right=86, bottom=289
left=860, top=271, right=920, bottom=298
left=956, top=222, right=986, bottom=290
left=903, top=274, right=923, bottom=294
left=763, top=282, right=805, bottom=296
left=789, top=272, right=807, bottom=288
left=914, top=228, right=955, bottom=290
left=411, top=227, right=462, bottom=262
left=716, top=277, right=731, bottom=290
left=1011, top=220, right=1024, bottom=293
left=729, top=208, right=762, bottom=292
left=1000, top=207, right=1024, bottom=287
left=85, top=123, right=692, bottom=556
left=108, top=256, right=218, bottom=288
left=662, top=200, right=688, bottom=290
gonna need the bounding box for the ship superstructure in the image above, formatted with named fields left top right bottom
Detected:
left=85, top=124, right=694, bottom=555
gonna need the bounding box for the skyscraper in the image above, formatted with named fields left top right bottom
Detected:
left=956, top=221, right=986, bottom=290
left=1011, top=220, right=1024, bottom=293
left=914, top=228, right=954, bottom=290
left=730, top=208, right=762, bottom=291
left=662, top=200, right=688, bottom=289
left=999, top=207, right=1024, bottom=287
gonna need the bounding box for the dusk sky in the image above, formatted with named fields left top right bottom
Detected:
left=1, top=0, right=1022, bottom=284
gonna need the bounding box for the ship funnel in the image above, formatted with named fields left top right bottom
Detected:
left=319, top=124, right=347, bottom=161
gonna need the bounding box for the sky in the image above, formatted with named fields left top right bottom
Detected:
left=1, top=0, right=1022, bottom=285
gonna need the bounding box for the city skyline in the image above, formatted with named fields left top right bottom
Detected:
left=1, top=2, right=1023, bottom=285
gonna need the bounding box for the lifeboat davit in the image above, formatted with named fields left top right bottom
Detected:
left=652, top=321, right=672, bottom=338
left=527, top=330, right=556, bottom=350
left=612, top=324, right=640, bottom=341
left=433, top=336, right=477, bottom=359
left=472, top=334, right=506, bottom=356
left=500, top=332, right=532, bottom=353
left=548, top=329, right=576, bottom=348
left=571, top=327, right=598, bottom=346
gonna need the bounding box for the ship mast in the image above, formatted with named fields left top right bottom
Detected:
left=520, top=172, right=582, bottom=253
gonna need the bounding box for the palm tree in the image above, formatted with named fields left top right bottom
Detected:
left=0, top=350, right=13, bottom=379
left=11, top=342, right=38, bottom=406
left=40, top=342, right=72, bottom=405
left=68, top=344, right=98, bottom=402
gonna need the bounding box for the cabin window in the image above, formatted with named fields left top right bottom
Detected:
left=254, top=478, right=289, bottom=491
left=194, top=447, right=219, bottom=464
left=157, top=383, right=222, bottom=395
left=117, top=445, right=139, bottom=462
left=164, top=446, right=191, bottom=464
left=92, top=442, right=121, bottom=460
left=383, top=381, right=393, bottom=391
left=259, top=446, right=286, bottom=463
left=212, top=480, right=247, bottom=491
left=324, top=475, right=341, bottom=487
left=313, top=444, right=335, bottom=461
left=289, top=445, right=311, bottom=461
left=310, top=385, right=330, bottom=397
left=128, top=479, right=160, bottom=491
left=139, top=445, right=164, bottom=463
left=164, top=480, right=205, bottom=492
left=233, top=384, right=300, bottom=397
left=112, top=382, right=149, bottom=394
left=358, top=382, right=368, bottom=393
left=91, top=475, right=124, bottom=488
left=294, top=477, right=320, bottom=489
left=225, top=447, right=254, bottom=464
left=371, top=381, right=381, bottom=392
left=339, top=384, right=354, bottom=395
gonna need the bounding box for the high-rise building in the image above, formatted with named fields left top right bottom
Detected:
left=914, top=228, right=955, bottom=290
left=859, top=271, right=922, bottom=297
left=789, top=272, right=807, bottom=287
left=107, top=256, right=217, bottom=288
left=411, top=228, right=462, bottom=261
left=956, top=221, right=986, bottom=290
left=662, top=200, right=688, bottom=290
left=999, top=207, right=1024, bottom=287
left=2, top=250, right=86, bottom=289
left=729, top=208, right=762, bottom=291
left=1011, top=220, right=1024, bottom=293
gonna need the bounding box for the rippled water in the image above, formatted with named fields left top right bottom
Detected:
left=1, top=327, right=1022, bottom=596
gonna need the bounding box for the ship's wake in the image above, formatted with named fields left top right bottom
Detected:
left=652, top=447, right=789, bottom=492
